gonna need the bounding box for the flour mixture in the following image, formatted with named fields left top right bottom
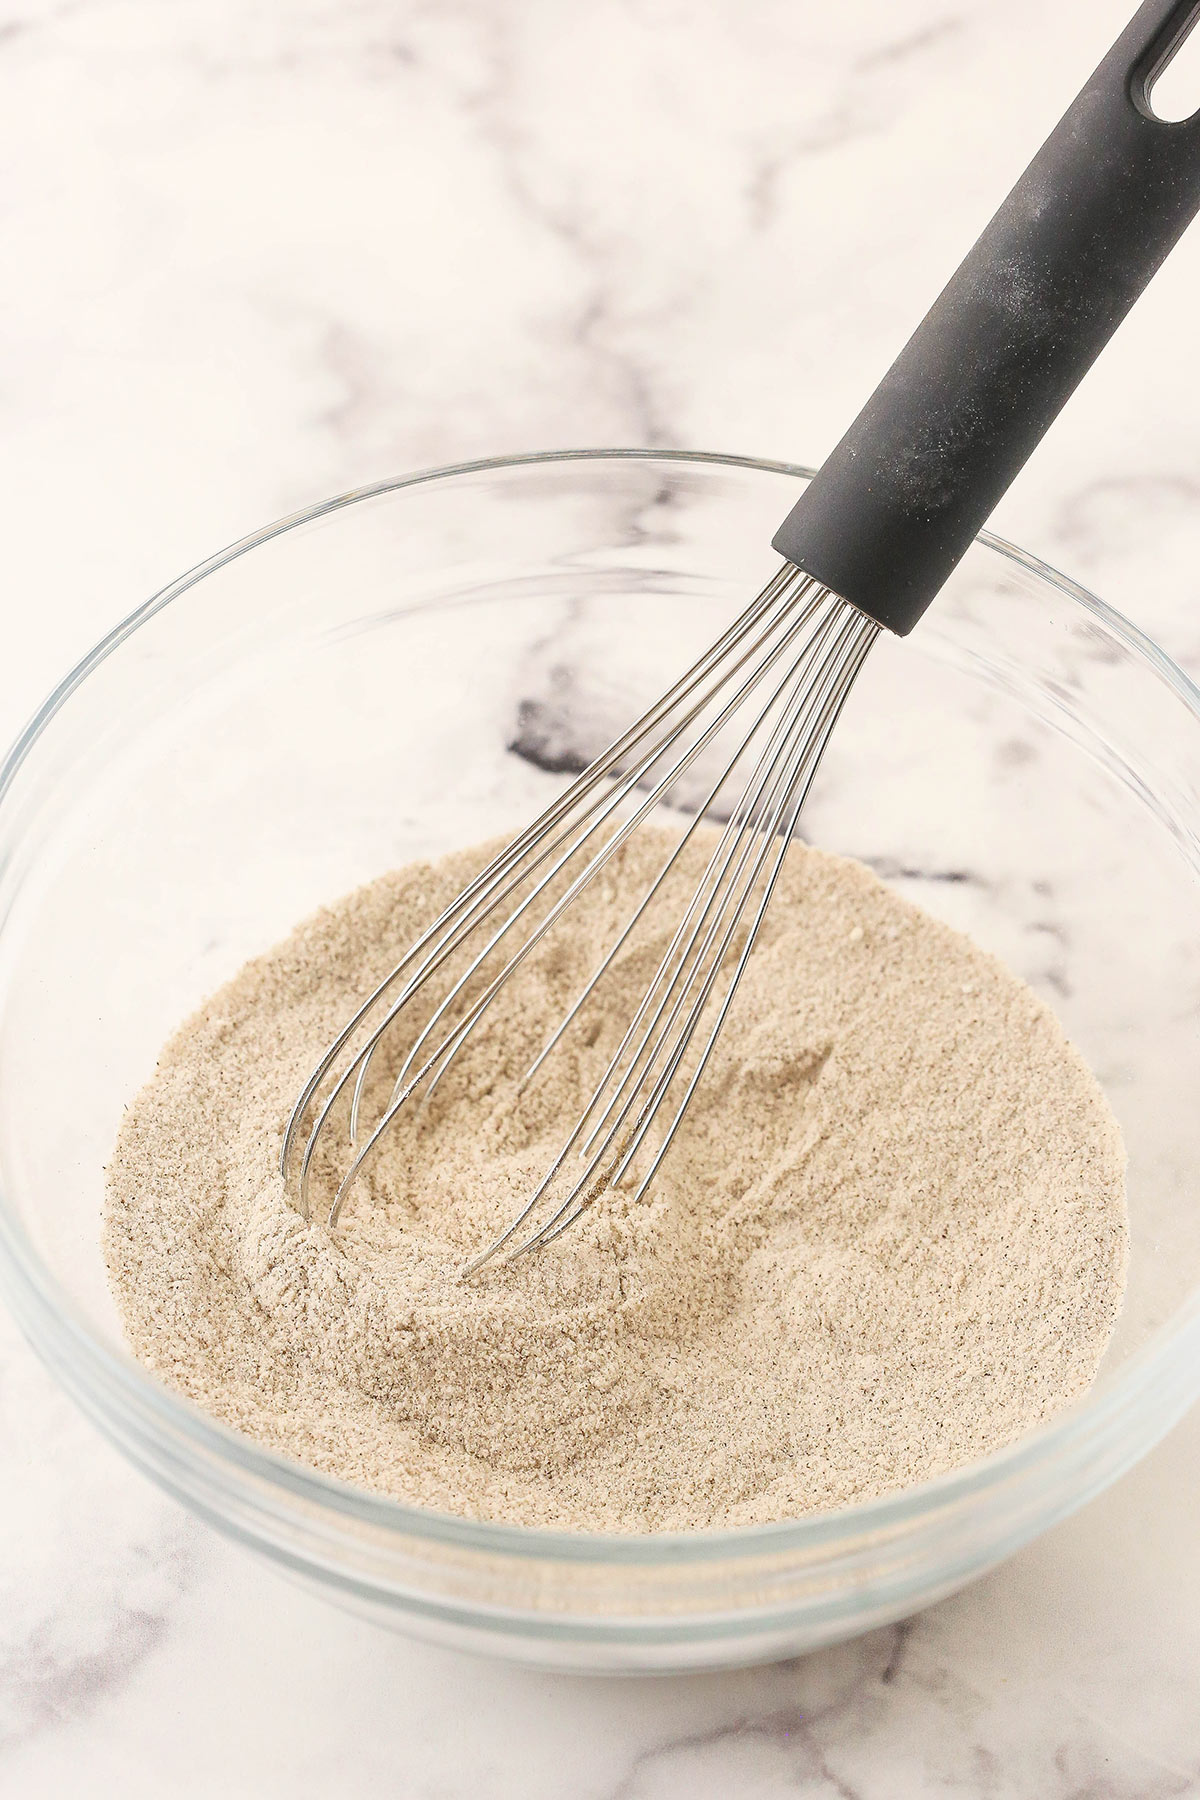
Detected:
left=104, top=832, right=1127, bottom=1531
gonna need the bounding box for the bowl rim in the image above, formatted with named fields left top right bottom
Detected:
left=2, top=444, right=1199, bottom=1567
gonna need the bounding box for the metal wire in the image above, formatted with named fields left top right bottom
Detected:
left=281, top=563, right=879, bottom=1268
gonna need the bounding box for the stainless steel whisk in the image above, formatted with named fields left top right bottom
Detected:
left=284, top=569, right=876, bottom=1268
left=282, top=0, right=1200, bottom=1270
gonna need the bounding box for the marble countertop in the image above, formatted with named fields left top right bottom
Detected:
left=3, top=0, right=1200, bottom=1793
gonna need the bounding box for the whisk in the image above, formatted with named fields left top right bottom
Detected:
left=282, top=0, right=1200, bottom=1271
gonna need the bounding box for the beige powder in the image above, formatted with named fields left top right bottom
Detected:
left=104, top=831, right=1127, bottom=1532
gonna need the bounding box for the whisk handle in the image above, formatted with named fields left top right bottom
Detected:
left=772, top=0, right=1200, bottom=636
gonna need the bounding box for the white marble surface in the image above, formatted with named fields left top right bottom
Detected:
left=3, top=0, right=1200, bottom=1793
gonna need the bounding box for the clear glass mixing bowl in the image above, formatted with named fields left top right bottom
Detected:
left=1, top=450, right=1198, bottom=1674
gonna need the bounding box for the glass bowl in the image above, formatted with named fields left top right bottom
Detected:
left=1, top=450, right=1198, bottom=1675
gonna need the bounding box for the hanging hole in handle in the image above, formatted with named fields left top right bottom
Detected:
left=1144, top=3, right=1200, bottom=122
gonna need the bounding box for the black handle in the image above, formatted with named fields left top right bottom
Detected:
left=772, top=0, right=1200, bottom=635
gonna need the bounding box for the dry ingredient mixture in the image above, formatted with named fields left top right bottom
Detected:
left=105, top=832, right=1127, bottom=1532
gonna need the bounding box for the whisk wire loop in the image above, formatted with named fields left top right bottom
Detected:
left=288, top=564, right=820, bottom=1210
left=282, top=564, right=877, bottom=1266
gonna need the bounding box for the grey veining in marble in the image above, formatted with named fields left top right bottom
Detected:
left=2, top=0, right=1200, bottom=1793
